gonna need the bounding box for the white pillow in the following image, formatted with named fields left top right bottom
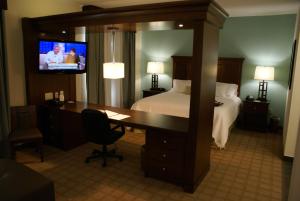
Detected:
left=216, top=82, right=238, bottom=98
left=172, top=79, right=191, bottom=94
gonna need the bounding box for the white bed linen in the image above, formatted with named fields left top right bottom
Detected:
left=131, top=91, right=241, bottom=148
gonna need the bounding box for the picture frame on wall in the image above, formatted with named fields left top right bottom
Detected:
left=289, top=40, right=297, bottom=89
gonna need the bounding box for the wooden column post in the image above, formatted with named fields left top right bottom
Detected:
left=184, top=20, right=220, bottom=192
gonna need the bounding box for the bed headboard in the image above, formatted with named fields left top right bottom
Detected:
left=172, top=56, right=244, bottom=95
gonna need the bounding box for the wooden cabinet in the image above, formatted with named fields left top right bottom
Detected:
left=143, top=89, right=166, bottom=98
left=38, top=105, right=62, bottom=147
left=38, top=105, right=86, bottom=150
left=242, top=100, right=269, bottom=131
left=144, top=129, right=186, bottom=184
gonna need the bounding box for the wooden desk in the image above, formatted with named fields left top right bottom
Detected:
left=60, top=102, right=188, bottom=133
left=39, top=102, right=190, bottom=190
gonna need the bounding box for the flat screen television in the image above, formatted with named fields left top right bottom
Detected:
left=38, top=39, right=88, bottom=74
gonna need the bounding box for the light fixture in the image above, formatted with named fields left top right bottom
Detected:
left=147, top=61, right=164, bottom=90
left=62, top=30, right=67, bottom=34
left=103, top=27, right=125, bottom=79
left=254, top=66, right=274, bottom=101
left=178, top=24, right=184, bottom=28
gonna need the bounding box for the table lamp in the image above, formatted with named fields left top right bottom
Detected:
left=147, top=61, right=164, bottom=90
left=254, top=66, right=274, bottom=101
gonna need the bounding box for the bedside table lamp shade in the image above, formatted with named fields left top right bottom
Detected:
left=254, top=66, right=274, bottom=101
left=147, top=62, right=164, bottom=89
left=254, top=66, right=274, bottom=81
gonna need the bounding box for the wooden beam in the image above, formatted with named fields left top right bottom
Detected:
left=30, top=0, right=227, bottom=31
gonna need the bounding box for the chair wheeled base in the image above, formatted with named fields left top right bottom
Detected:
left=85, top=145, right=123, bottom=167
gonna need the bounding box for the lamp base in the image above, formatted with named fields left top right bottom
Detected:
left=151, top=74, right=159, bottom=89
left=257, top=80, right=268, bottom=101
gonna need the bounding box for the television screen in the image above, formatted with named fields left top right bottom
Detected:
left=38, top=40, right=87, bottom=73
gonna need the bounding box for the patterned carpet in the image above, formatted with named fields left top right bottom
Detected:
left=16, top=128, right=291, bottom=201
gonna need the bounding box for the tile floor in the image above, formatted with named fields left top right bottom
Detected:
left=17, top=128, right=292, bottom=201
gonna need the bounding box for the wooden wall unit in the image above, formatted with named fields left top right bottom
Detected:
left=22, top=0, right=228, bottom=193
left=22, top=18, right=76, bottom=105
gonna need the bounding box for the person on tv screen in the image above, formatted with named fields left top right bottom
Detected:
left=44, top=45, right=63, bottom=64
left=65, top=48, right=80, bottom=64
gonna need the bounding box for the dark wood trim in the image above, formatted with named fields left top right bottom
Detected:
left=30, top=1, right=227, bottom=32
left=82, top=5, right=103, bottom=12
left=22, top=18, right=77, bottom=105
left=0, top=0, right=7, bottom=10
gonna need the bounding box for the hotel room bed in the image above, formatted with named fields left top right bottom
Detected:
left=132, top=89, right=241, bottom=148
left=132, top=56, right=244, bottom=148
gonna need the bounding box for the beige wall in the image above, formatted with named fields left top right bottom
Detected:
left=288, top=120, right=300, bottom=200
left=4, top=0, right=80, bottom=106
left=284, top=9, right=300, bottom=157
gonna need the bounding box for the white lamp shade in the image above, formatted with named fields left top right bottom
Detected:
left=147, top=62, right=164, bottom=74
left=103, top=62, right=125, bottom=79
left=254, top=66, right=274, bottom=81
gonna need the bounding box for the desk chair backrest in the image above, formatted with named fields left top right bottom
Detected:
left=11, top=105, right=37, bottom=131
left=81, top=109, right=113, bottom=144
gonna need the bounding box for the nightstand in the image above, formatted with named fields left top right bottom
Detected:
left=242, top=100, right=269, bottom=131
left=143, top=89, right=166, bottom=98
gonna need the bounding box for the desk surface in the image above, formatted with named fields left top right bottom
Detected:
left=60, top=102, right=189, bottom=133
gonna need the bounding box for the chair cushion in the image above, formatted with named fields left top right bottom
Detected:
left=0, top=159, right=54, bottom=201
left=9, top=128, right=42, bottom=143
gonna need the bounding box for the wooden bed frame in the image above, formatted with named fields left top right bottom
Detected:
left=172, top=56, right=244, bottom=96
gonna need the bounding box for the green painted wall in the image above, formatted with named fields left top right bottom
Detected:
left=140, top=30, right=193, bottom=90
left=219, top=15, right=296, bottom=126
left=140, top=15, right=296, bottom=125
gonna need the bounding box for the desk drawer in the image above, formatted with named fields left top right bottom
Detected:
left=146, top=149, right=184, bottom=165
left=145, top=160, right=183, bottom=182
left=146, top=129, right=185, bottom=150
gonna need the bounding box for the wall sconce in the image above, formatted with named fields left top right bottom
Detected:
left=254, top=66, right=274, bottom=101
left=103, top=27, right=124, bottom=79
left=147, top=61, right=164, bottom=90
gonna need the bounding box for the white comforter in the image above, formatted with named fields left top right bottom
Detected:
left=131, top=91, right=241, bottom=148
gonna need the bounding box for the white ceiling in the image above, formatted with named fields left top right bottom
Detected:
left=73, top=0, right=300, bottom=17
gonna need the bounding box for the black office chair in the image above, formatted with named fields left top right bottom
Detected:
left=81, top=109, right=125, bottom=167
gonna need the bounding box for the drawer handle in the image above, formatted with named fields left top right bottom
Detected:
left=162, top=154, right=167, bottom=158
left=163, top=140, right=167, bottom=144
left=162, top=167, right=166, bottom=171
